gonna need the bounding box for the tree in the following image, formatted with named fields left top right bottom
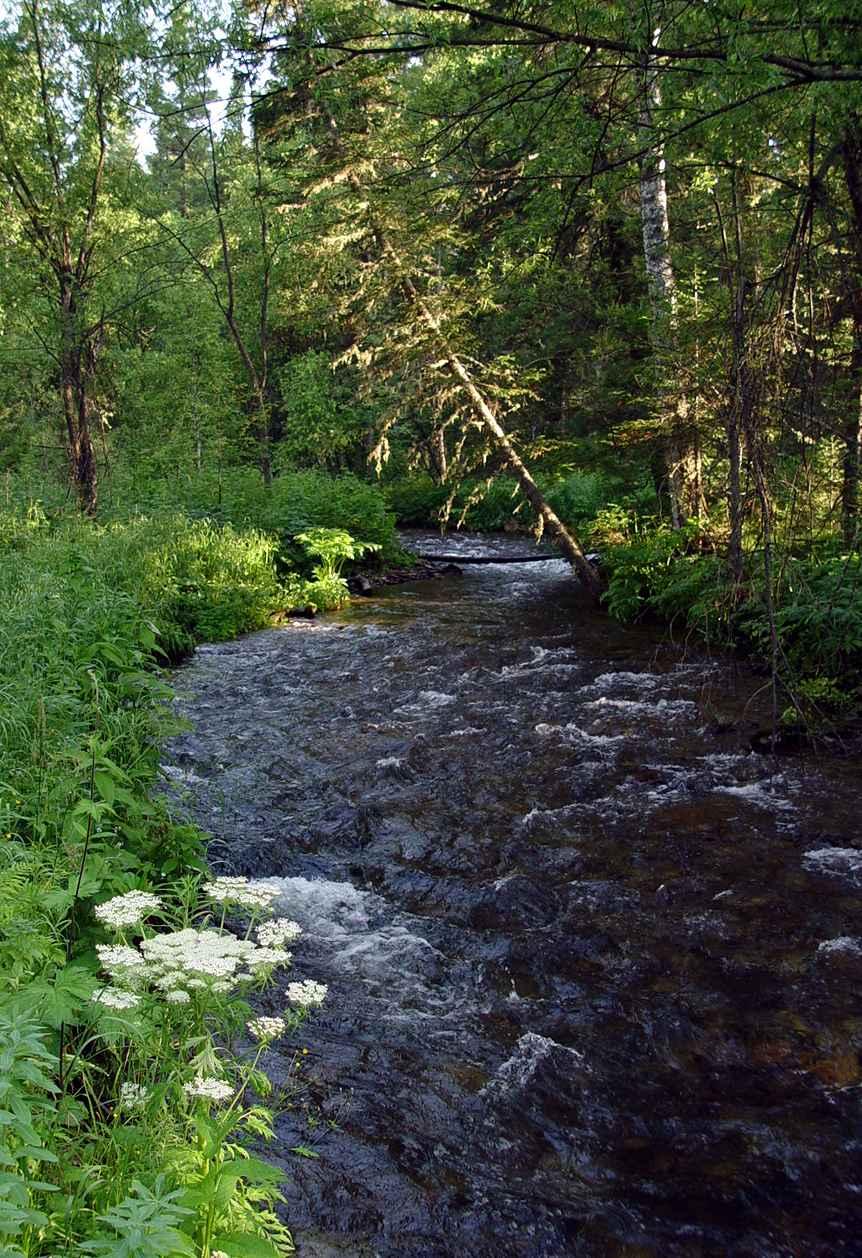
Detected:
left=0, top=0, right=145, bottom=513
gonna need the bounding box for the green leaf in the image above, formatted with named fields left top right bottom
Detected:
left=93, top=772, right=116, bottom=805
left=210, top=1233, right=284, bottom=1258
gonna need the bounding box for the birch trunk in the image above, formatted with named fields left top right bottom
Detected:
left=842, top=119, right=862, bottom=547
left=639, top=29, right=699, bottom=526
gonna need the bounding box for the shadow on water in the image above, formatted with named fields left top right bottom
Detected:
left=164, top=532, right=862, bottom=1257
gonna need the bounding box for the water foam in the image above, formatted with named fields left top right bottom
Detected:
left=534, top=721, right=625, bottom=748
left=803, top=847, right=862, bottom=887
left=481, top=1032, right=587, bottom=1098
left=395, top=690, right=457, bottom=715
left=585, top=697, right=697, bottom=719
left=817, top=937, right=862, bottom=960
left=269, top=876, right=371, bottom=937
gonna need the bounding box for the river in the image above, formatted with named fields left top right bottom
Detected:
left=164, top=533, right=862, bottom=1257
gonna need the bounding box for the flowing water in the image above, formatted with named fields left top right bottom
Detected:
left=164, top=534, right=862, bottom=1257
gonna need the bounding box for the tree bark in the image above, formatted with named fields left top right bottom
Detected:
left=843, top=320, right=862, bottom=547
left=60, top=278, right=97, bottom=515
left=638, top=28, right=699, bottom=526
left=727, top=274, right=752, bottom=586
left=841, top=119, right=862, bottom=547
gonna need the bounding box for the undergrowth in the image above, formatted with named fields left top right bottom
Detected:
left=0, top=507, right=350, bottom=1255
left=595, top=511, right=862, bottom=724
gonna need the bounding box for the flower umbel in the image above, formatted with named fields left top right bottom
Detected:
left=257, top=918, right=302, bottom=948
left=247, top=1015, right=286, bottom=1043
left=203, top=875, right=281, bottom=912
left=92, top=988, right=140, bottom=1010
left=96, top=944, right=145, bottom=974
left=285, top=980, right=328, bottom=1008
left=138, top=926, right=291, bottom=998
left=118, top=1082, right=149, bottom=1110
left=95, top=890, right=163, bottom=930
left=183, top=1077, right=233, bottom=1103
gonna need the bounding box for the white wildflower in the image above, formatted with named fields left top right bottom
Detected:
left=166, top=989, right=191, bottom=1004
left=118, top=1082, right=149, bottom=1110
left=247, top=1015, right=286, bottom=1042
left=202, top=875, right=248, bottom=896
left=183, top=1076, right=233, bottom=1103
left=92, top=988, right=140, bottom=1010
left=285, top=980, right=327, bottom=1008
left=248, top=947, right=292, bottom=971
left=257, top=918, right=302, bottom=948
left=96, top=944, right=144, bottom=974
left=203, top=875, right=281, bottom=912
left=211, top=1251, right=230, bottom=1258
left=137, top=926, right=291, bottom=998
left=95, top=890, right=163, bottom=930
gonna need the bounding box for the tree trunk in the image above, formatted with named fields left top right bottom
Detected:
left=727, top=275, right=751, bottom=586
left=254, top=401, right=273, bottom=486
left=391, top=265, right=602, bottom=594
left=638, top=29, right=698, bottom=526
left=60, top=280, right=97, bottom=515
left=429, top=429, right=448, bottom=482
left=841, top=119, right=862, bottom=547
left=843, top=319, right=862, bottom=547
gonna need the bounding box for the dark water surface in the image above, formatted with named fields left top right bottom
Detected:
left=164, top=534, right=862, bottom=1257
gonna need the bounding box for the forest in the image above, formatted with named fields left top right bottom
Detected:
left=0, top=0, right=861, bottom=1253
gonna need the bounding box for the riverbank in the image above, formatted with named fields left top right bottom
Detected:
left=0, top=508, right=345, bottom=1255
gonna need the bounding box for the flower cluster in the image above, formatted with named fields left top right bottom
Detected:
left=118, top=1082, right=149, bottom=1110
left=183, top=1076, right=233, bottom=1103
left=285, top=980, right=327, bottom=1008
left=203, top=876, right=282, bottom=913
left=247, top=1015, right=286, bottom=1043
left=95, top=890, right=163, bottom=930
left=92, top=988, right=140, bottom=1010
left=257, top=918, right=302, bottom=948
left=94, top=924, right=293, bottom=1004
left=96, top=944, right=144, bottom=973
left=139, top=927, right=291, bottom=998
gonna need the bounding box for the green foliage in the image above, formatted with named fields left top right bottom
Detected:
left=0, top=1011, right=57, bottom=1249
left=276, top=352, right=369, bottom=471
left=0, top=507, right=345, bottom=1254
left=742, top=553, right=862, bottom=682
left=100, top=470, right=400, bottom=569
left=295, top=527, right=381, bottom=580
left=80, top=1181, right=194, bottom=1257
left=290, top=526, right=381, bottom=609
left=601, top=526, right=701, bottom=623
left=548, top=472, right=613, bottom=527
left=385, top=469, right=622, bottom=534
left=383, top=474, right=448, bottom=526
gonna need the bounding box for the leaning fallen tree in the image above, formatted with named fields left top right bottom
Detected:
left=277, top=34, right=604, bottom=599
